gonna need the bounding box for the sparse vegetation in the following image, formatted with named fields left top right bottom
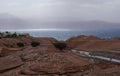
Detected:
left=53, top=42, right=67, bottom=50
left=0, top=31, right=30, bottom=38
left=17, top=42, right=24, bottom=47
left=31, top=41, right=40, bottom=47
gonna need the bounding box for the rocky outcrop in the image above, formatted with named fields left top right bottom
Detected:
left=0, top=37, right=57, bottom=48
left=28, top=53, right=89, bottom=75
left=0, top=45, right=92, bottom=76
left=67, top=36, right=120, bottom=51
left=0, top=37, right=120, bottom=76
left=0, top=48, right=22, bottom=57
left=67, top=35, right=102, bottom=42
left=0, top=55, right=23, bottom=73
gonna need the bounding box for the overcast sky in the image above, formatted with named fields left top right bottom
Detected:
left=0, top=0, right=120, bottom=23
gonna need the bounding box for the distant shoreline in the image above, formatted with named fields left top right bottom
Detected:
left=0, top=31, right=120, bottom=41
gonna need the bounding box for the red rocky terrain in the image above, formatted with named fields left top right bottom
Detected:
left=67, top=35, right=120, bottom=51
left=0, top=36, right=120, bottom=76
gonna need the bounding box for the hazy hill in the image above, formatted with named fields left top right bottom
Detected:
left=0, top=13, right=30, bottom=29
left=28, top=20, right=120, bottom=30
left=0, top=13, right=120, bottom=30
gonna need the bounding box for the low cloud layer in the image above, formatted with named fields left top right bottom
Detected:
left=0, top=0, right=120, bottom=23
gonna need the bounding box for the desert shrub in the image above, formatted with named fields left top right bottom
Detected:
left=17, top=42, right=24, bottom=47
left=11, top=32, right=18, bottom=38
left=31, top=41, right=40, bottom=47
left=0, top=31, right=30, bottom=38
left=53, top=42, right=67, bottom=50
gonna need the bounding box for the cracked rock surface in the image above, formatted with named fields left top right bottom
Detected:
left=0, top=37, right=120, bottom=76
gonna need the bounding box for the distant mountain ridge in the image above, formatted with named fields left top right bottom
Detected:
left=51, top=20, right=120, bottom=30
left=0, top=13, right=120, bottom=30
left=0, top=13, right=30, bottom=29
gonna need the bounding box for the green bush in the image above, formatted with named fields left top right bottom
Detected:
left=53, top=42, right=67, bottom=50
left=17, top=42, right=24, bottom=47
left=31, top=41, right=40, bottom=47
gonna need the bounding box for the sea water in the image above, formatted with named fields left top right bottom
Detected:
left=1, top=29, right=120, bottom=40
left=28, top=30, right=120, bottom=40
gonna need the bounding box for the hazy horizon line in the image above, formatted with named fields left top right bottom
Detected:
left=0, top=28, right=73, bottom=32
